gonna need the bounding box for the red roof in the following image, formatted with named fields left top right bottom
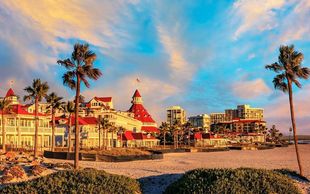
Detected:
left=132, top=89, right=141, bottom=98
left=94, top=97, right=112, bottom=103
left=5, top=88, right=15, bottom=98
left=121, top=131, right=157, bottom=141
left=56, top=116, right=98, bottom=125
left=122, top=131, right=135, bottom=141
left=128, top=104, right=155, bottom=123
left=1, top=104, right=47, bottom=116
left=141, top=126, right=159, bottom=133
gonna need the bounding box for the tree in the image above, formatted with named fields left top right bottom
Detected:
left=118, top=126, right=125, bottom=148
left=266, top=45, right=310, bottom=176
left=159, top=122, right=169, bottom=149
left=24, top=79, right=49, bottom=158
left=98, top=117, right=111, bottom=149
left=58, top=43, right=102, bottom=169
left=172, top=120, right=182, bottom=149
left=62, top=101, right=75, bottom=158
left=267, top=125, right=282, bottom=143
left=183, top=122, right=192, bottom=146
left=46, top=92, right=63, bottom=151
left=0, top=98, right=11, bottom=152
left=109, top=126, right=117, bottom=148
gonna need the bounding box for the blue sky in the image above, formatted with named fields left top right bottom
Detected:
left=0, top=0, right=310, bottom=134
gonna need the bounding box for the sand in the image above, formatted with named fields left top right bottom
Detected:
left=44, top=144, right=310, bottom=193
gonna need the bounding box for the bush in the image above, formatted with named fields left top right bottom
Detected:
left=165, top=168, right=301, bottom=194
left=1, top=169, right=141, bottom=194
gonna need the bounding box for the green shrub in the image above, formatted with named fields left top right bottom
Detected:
left=1, top=168, right=141, bottom=194
left=165, top=168, right=301, bottom=194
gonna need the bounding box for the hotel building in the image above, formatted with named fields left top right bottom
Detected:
left=166, top=106, right=186, bottom=126
left=0, top=88, right=159, bottom=149
left=210, top=113, right=226, bottom=124
left=0, top=88, right=65, bottom=149
left=188, top=114, right=211, bottom=132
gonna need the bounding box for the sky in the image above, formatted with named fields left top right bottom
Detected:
left=0, top=0, right=310, bottom=134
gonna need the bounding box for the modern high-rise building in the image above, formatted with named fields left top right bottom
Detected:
left=188, top=114, right=211, bottom=132
left=237, top=104, right=264, bottom=120
left=225, top=109, right=238, bottom=121
left=166, top=106, right=186, bottom=126
left=210, top=113, right=226, bottom=124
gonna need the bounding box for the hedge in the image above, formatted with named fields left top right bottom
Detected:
left=1, top=168, right=141, bottom=194
left=165, top=168, right=301, bottom=194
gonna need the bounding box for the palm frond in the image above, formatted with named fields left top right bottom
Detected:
left=62, top=71, right=76, bottom=89
left=265, top=62, right=284, bottom=73
left=57, top=59, right=75, bottom=70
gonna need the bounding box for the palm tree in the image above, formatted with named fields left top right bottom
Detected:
left=58, top=43, right=102, bottom=169
left=0, top=98, right=11, bottom=152
left=24, top=79, right=49, bottom=158
left=98, top=117, right=111, bottom=149
left=172, top=120, right=181, bottom=149
left=183, top=122, right=192, bottom=147
left=46, top=92, right=63, bottom=152
left=266, top=44, right=310, bottom=176
left=159, top=122, right=169, bottom=149
left=109, top=126, right=117, bottom=148
left=118, top=126, right=125, bottom=148
left=62, top=101, right=75, bottom=158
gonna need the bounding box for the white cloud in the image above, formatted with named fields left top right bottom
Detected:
left=232, top=0, right=286, bottom=39
left=232, top=78, right=272, bottom=99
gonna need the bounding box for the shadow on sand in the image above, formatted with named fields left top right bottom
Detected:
left=138, top=173, right=183, bottom=194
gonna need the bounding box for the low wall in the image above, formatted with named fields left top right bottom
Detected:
left=44, top=151, right=82, bottom=160
left=43, top=150, right=163, bottom=162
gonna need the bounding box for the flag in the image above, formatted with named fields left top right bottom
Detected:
left=10, top=80, right=14, bottom=87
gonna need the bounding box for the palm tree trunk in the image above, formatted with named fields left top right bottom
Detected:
left=120, top=132, right=123, bottom=148
left=111, top=131, right=114, bottom=148
left=163, top=131, right=166, bottom=149
left=102, top=128, right=105, bottom=149
left=105, top=129, right=108, bottom=149
left=98, top=123, right=101, bottom=150
left=288, top=81, right=303, bottom=176
left=34, top=98, right=39, bottom=158
left=188, top=128, right=190, bottom=147
left=51, top=110, right=55, bottom=152
left=67, top=113, right=72, bottom=159
left=2, top=113, right=6, bottom=153
left=74, top=75, right=81, bottom=169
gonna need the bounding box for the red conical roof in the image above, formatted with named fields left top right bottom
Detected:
left=5, top=88, right=15, bottom=98
left=132, top=89, right=141, bottom=98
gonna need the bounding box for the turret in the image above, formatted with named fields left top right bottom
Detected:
left=132, top=89, right=143, bottom=104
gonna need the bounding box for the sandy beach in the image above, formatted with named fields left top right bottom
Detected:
left=44, top=144, right=310, bottom=193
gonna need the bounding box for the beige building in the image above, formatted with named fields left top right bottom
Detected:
left=210, top=113, right=226, bottom=124
left=188, top=114, right=210, bottom=132
left=0, top=88, right=65, bottom=149
left=237, top=104, right=264, bottom=120
left=166, top=106, right=186, bottom=126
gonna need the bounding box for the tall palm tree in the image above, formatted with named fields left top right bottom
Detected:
left=98, top=117, right=111, bottom=149
left=172, top=120, right=181, bottom=149
left=266, top=44, right=310, bottom=176
left=183, top=122, right=192, bottom=147
left=109, top=126, right=117, bottom=148
left=118, top=126, right=125, bottom=148
left=159, top=122, right=169, bottom=149
left=0, top=98, right=11, bottom=153
left=62, top=101, right=75, bottom=158
left=24, top=79, right=49, bottom=158
left=46, top=92, right=63, bottom=152
left=58, top=43, right=102, bottom=169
